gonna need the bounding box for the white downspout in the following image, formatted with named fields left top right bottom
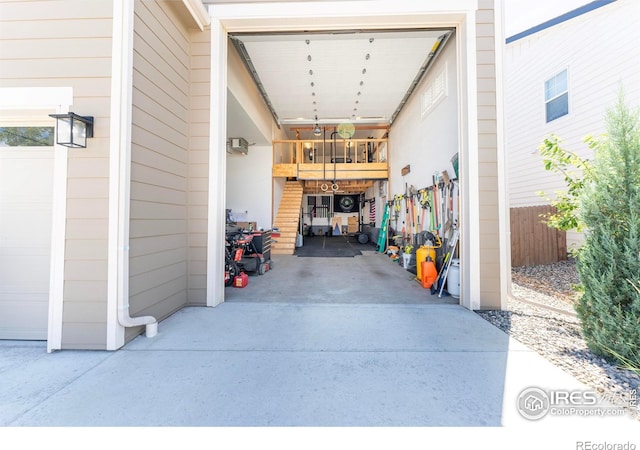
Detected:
left=107, top=0, right=157, bottom=348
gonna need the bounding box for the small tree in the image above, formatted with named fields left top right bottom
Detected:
left=537, top=134, right=593, bottom=233
left=575, top=95, right=640, bottom=366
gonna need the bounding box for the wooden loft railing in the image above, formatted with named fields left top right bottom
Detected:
left=272, top=138, right=388, bottom=180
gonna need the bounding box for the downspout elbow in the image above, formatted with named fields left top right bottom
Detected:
left=118, top=305, right=158, bottom=338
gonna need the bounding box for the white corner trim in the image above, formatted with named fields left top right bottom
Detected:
left=493, top=0, right=511, bottom=311
left=47, top=141, right=68, bottom=352
left=206, top=17, right=228, bottom=307
left=458, top=11, right=480, bottom=311
left=182, top=0, right=211, bottom=31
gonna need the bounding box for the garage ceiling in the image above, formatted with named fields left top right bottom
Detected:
left=205, top=2, right=454, bottom=141
left=232, top=29, right=451, bottom=128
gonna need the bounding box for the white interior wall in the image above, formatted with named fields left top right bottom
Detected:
left=226, top=145, right=273, bottom=230
left=388, top=35, right=459, bottom=210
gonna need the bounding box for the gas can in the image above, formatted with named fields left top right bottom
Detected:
left=421, top=257, right=438, bottom=289
left=416, top=246, right=436, bottom=281
left=233, top=272, right=248, bottom=288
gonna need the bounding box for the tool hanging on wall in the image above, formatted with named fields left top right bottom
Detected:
left=393, top=194, right=403, bottom=232
left=376, top=202, right=391, bottom=253
left=418, top=189, right=427, bottom=237
left=432, top=183, right=440, bottom=235
left=443, top=180, right=455, bottom=237
left=409, top=185, right=419, bottom=240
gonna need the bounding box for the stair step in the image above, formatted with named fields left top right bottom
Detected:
left=271, top=249, right=295, bottom=255
left=273, top=181, right=303, bottom=255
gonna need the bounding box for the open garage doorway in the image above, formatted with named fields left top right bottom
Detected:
left=209, top=1, right=495, bottom=311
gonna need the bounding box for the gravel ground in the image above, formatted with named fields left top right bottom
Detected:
left=476, top=258, right=640, bottom=422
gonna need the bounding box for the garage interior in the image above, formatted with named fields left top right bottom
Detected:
left=224, top=27, right=461, bottom=303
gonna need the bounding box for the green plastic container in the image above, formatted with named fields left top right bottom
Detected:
left=450, top=152, right=459, bottom=178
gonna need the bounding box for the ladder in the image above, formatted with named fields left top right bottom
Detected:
left=376, top=202, right=390, bottom=252
left=436, top=227, right=459, bottom=298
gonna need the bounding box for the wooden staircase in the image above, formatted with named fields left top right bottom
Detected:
left=271, top=181, right=304, bottom=255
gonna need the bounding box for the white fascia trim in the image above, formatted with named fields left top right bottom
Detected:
left=210, top=0, right=476, bottom=19
left=0, top=87, right=72, bottom=110
left=210, top=0, right=475, bottom=32
left=182, top=0, right=211, bottom=31
left=0, top=86, right=72, bottom=353
left=206, top=17, right=228, bottom=307
left=493, top=0, right=510, bottom=310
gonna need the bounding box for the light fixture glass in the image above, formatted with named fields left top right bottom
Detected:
left=313, top=115, right=322, bottom=136
left=48, top=112, right=94, bottom=148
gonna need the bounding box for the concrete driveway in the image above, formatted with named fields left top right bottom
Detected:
left=1, top=252, right=638, bottom=442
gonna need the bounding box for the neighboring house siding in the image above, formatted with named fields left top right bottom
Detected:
left=188, top=28, right=211, bottom=305
left=506, top=0, right=640, bottom=249
left=0, top=0, right=114, bottom=349
left=476, top=0, right=502, bottom=308
left=129, top=0, right=191, bottom=340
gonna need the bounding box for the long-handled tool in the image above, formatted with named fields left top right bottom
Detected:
left=433, top=226, right=459, bottom=297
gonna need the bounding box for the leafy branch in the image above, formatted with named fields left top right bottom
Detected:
left=537, top=134, right=594, bottom=232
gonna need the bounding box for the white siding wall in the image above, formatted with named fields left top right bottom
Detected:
left=129, top=0, right=191, bottom=338
left=0, top=0, right=114, bottom=349
left=506, top=0, right=640, bottom=248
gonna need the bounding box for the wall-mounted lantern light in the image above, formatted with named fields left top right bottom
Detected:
left=48, top=112, right=94, bottom=148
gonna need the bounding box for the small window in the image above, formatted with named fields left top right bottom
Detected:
left=0, top=127, right=54, bottom=147
left=544, top=69, right=568, bottom=122
left=421, top=62, right=448, bottom=119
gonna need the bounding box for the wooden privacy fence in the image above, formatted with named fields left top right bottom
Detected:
left=510, top=205, right=567, bottom=267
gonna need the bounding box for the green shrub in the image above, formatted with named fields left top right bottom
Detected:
left=575, top=95, right=640, bottom=365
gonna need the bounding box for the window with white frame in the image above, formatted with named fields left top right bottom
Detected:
left=421, top=62, right=448, bottom=119
left=544, top=69, right=568, bottom=122
left=0, top=126, right=54, bottom=147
